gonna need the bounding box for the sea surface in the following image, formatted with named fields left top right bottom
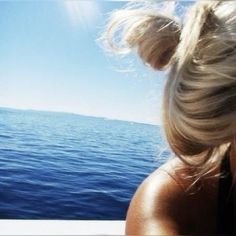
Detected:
left=0, top=107, right=170, bottom=219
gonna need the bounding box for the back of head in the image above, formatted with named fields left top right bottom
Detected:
left=100, top=1, right=236, bottom=168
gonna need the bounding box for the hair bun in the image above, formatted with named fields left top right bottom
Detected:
left=100, top=8, right=181, bottom=70
left=133, top=15, right=180, bottom=70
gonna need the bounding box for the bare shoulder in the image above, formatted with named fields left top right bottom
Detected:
left=125, top=158, right=194, bottom=235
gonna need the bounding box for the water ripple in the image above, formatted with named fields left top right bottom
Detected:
left=0, top=108, right=168, bottom=219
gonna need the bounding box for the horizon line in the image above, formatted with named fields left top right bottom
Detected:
left=0, top=106, right=159, bottom=127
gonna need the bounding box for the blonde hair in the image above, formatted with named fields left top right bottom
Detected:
left=100, top=1, right=236, bottom=169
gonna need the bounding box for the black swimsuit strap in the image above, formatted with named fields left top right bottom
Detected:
left=217, top=147, right=234, bottom=234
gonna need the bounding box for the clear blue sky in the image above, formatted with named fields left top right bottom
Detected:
left=0, top=1, right=181, bottom=125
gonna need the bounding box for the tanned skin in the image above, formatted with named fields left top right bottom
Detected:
left=125, top=158, right=221, bottom=235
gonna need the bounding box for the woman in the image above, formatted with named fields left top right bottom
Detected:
left=101, top=1, right=236, bottom=234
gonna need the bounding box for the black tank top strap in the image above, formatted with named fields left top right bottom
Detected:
left=217, top=146, right=234, bottom=234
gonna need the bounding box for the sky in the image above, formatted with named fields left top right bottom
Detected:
left=0, top=1, right=189, bottom=125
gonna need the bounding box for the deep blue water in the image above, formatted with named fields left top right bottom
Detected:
left=0, top=107, right=169, bottom=219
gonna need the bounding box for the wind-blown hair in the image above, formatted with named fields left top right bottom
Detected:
left=100, top=1, right=236, bottom=169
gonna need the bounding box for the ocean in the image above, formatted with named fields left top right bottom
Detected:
left=0, top=107, right=170, bottom=220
